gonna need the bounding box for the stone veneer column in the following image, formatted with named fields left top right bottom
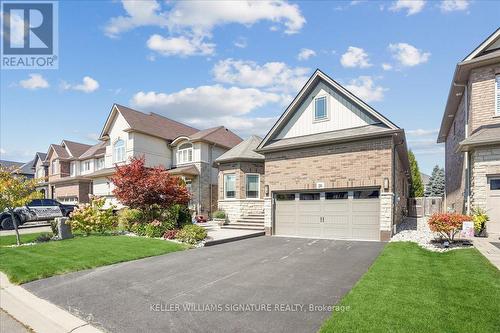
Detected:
left=379, top=192, right=394, bottom=241
left=264, top=197, right=272, bottom=235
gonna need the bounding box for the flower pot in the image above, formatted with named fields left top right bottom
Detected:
left=213, top=218, right=226, bottom=226
left=474, top=229, right=488, bottom=238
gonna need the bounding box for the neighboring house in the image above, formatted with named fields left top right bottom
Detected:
left=46, top=140, right=93, bottom=204
left=87, top=104, right=242, bottom=217
left=32, top=152, right=49, bottom=197
left=0, top=159, right=35, bottom=178
left=421, top=172, right=431, bottom=194
left=437, top=28, right=500, bottom=234
left=215, top=135, right=265, bottom=229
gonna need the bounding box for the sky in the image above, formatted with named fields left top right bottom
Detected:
left=1, top=0, right=499, bottom=175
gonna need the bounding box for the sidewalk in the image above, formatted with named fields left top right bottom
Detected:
left=0, top=273, right=103, bottom=333
left=473, top=233, right=500, bottom=270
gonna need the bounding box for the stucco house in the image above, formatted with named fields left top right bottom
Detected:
left=32, top=152, right=49, bottom=197
left=87, top=104, right=242, bottom=217
left=218, top=69, right=411, bottom=241
left=437, top=28, right=500, bottom=234
left=45, top=140, right=93, bottom=203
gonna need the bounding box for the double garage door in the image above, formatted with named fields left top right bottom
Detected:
left=274, top=189, right=380, bottom=241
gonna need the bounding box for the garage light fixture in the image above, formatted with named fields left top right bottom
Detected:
left=383, top=178, right=389, bottom=192
left=265, top=185, right=269, bottom=197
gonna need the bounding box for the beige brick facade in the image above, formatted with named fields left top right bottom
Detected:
left=444, top=63, right=500, bottom=214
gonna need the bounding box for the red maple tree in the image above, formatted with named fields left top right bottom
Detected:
left=110, top=157, right=190, bottom=221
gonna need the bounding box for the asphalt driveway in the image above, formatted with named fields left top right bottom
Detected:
left=24, top=237, right=384, bottom=333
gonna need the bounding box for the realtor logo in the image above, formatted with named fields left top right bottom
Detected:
left=1, top=1, right=58, bottom=69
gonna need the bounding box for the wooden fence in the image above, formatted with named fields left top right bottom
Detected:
left=408, top=197, right=443, bottom=217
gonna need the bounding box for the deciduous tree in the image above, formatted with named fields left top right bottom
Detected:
left=408, top=150, right=424, bottom=197
left=0, top=167, right=43, bottom=245
left=110, top=157, right=190, bottom=222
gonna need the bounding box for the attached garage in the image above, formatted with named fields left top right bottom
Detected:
left=274, top=189, right=380, bottom=241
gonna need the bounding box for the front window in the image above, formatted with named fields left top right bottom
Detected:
left=246, top=174, right=260, bottom=199
left=70, top=162, right=76, bottom=176
left=113, top=139, right=125, bottom=163
left=36, top=167, right=44, bottom=178
left=224, top=174, right=236, bottom=199
left=314, top=96, right=327, bottom=121
left=96, top=158, right=105, bottom=170
left=51, top=161, right=57, bottom=175
left=177, top=143, right=193, bottom=164
left=81, top=160, right=91, bottom=172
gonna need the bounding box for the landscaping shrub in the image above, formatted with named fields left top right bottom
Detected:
left=68, top=197, right=118, bottom=236
left=168, top=204, right=192, bottom=228
left=428, top=213, right=470, bottom=242
left=471, top=207, right=489, bottom=233
left=163, top=229, right=179, bottom=240
left=35, top=233, right=53, bottom=243
left=118, top=208, right=143, bottom=231
left=213, top=210, right=226, bottom=219
left=175, top=224, right=207, bottom=244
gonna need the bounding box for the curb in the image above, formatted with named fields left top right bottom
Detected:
left=204, top=231, right=265, bottom=246
left=0, top=273, right=103, bottom=333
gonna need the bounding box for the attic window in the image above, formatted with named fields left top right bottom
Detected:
left=314, top=96, right=327, bottom=121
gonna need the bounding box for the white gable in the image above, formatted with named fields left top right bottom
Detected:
left=275, top=81, right=378, bottom=140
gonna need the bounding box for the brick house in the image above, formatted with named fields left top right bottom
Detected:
left=46, top=140, right=93, bottom=204
left=31, top=152, right=49, bottom=198
left=437, top=28, right=500, bottom=234
left=218, top=69, right=411, bottom=241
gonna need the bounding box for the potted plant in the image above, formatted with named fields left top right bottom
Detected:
left=472, top=207, right=489, bottom=237
left=212, top=210, right=227, bottom=226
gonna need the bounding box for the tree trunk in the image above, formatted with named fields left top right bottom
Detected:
left=10, top=211, right=21, bottom=246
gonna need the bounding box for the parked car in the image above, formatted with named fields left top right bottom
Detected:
left=0, top=199, right=77, bottom=230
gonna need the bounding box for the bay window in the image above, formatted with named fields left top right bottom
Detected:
left=246, top=174, right=260, bottom=199
left=224, top=174, right=236, bottom=199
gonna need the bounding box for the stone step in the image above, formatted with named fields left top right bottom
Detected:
left=221, top=224, right=265, bottom=231
left=237, top=216, right=264, bottom=221
left=235, top=219, right=264, bottom=225
left=231, top=221, right=264, bottom=227
left=245, top=213, right=264, bottom=217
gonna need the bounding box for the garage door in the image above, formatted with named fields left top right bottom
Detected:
left=274, top=189, right=380, bottom=241
left=486, top=177, right=500, bottom=234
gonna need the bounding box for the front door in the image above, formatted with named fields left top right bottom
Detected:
left=486, top=177, right=500, bottom=234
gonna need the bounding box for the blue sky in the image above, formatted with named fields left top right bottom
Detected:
left=1, top=0, right=499, bottom=174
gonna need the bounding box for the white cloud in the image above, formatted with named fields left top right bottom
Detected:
left=107, top=0, right=305, bottom=57
left=104, top=0, right=168, bottom=37
left=340, top=46, right=371, bottom=68
left=407, top=139, right=444, bottom=155
left=390, top=0, right=426, bottom=15
left=381, top=63, right=393, bottom=71
left=131, top=85, right=283, bottom=120
left=8, top=12, right=25, bottom=47
left=297, top=48, right=316, bottom=61
left=165, top=0, right=305, bottom=36
left=61, top=76, right=100, bottom=93
left=389, top=43, right=430, bottom=67
left=146, top=34, right=215, bottom=56
left=440, top=0, right=470, bottom=12
left=212, top=59, right=310, bottom=93
left=407, top=128, right=439, bottom=136
left=233, top=37, right=248, bottom=48
left=344, top=76, right=387, bottom=102
left=0, top=148, right=6, bottom=155
left=19, top=74, right=49, bottom=90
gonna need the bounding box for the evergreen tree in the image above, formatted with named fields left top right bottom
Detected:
left=425, top=165, right=445, bottom=197
left=408, top=150, right=424, bottom=197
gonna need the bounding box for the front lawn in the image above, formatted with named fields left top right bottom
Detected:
left=0, top=233, right=187, bottom=284
left=320, top=242, right=500, bottom=333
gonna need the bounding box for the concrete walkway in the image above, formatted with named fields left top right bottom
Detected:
left=1, top=309, right=31, bottom=333
left=473, top=233, right=500, bottom=270
left=0, top=273, right=103, bottom=333
left=200, top=221, right=264, bottom=246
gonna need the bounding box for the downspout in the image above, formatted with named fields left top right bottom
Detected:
left=454, top=81, right=469, bottom=214
left=208, top=143, right=215, bottom=218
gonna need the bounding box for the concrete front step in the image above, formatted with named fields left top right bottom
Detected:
left=230, top=221, right=264, bottom=227
left=221, top=224, right=265, bottom=231
left=235, top=219, right=264, bottom=224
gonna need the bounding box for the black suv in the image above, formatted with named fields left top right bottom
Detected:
left=0, top=199, right=77, bottom=230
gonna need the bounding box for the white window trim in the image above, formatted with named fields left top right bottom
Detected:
left=70, top=162, right=76, bottom=177
left=51, top=161, right=57, bottom=175
left=113, top=138, right=126, bottom=163
left=95, top=157, right=104, bottom=170
left=313, top=95, right=329, bottom=122
left=495, top=74, right=500, bottom=116
left=245, top=173, right=260, bottom=199
left=177, top=143, right=193, bottom=165
left=223, top=173, right=236, bottom=200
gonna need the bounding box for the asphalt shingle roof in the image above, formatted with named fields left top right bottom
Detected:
left=215, top=135, right=264, bottom=163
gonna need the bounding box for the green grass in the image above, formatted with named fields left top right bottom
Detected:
left=320, top=242, right=500, bottom=333
left=0, top=232, right=50, bottom=246
left=0, top=233, right=187, bottom=284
